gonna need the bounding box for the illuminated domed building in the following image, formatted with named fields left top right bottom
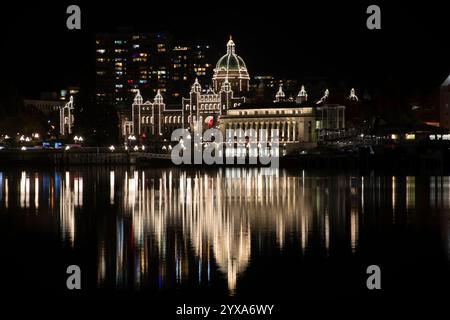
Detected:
left=212, top=37, right=250, bottom=95
left=119, top=36, right=347, bottom=150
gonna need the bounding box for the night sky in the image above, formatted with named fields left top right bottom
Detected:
left=2, top=1, right=450, bottom=99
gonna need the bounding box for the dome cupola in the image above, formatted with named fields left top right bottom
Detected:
left=213, top=36, right=250, bottom=95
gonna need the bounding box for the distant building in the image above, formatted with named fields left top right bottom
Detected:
left=25, top=86, right=80, bottom=115
left=440, top=75, right=450, bottom=128
left=95, top=31, right=172, bottom=105
left=170, top=45, right=214, bottom=101
left=24, top=99, right=61, bottom=115
left=95, top=30, right=217, bottom=106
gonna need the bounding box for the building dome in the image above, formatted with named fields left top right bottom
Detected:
left=213, top=37, right=250, bottom=95
left=215, top=39, right=248, bottom=71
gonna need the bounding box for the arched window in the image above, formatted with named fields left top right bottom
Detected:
left=150, top=116, right=154, bottom=124
left=164, top=116, right=168, bottom=124
left=142, top=117, right=145, bottom=124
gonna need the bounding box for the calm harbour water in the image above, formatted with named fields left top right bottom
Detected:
left=0, top=167, right=449, bottom=301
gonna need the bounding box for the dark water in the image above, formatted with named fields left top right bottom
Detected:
left=0, top=168, right=449, bottom=304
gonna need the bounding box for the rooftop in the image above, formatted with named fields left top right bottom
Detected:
left=232, top=101, right=314, bottom=110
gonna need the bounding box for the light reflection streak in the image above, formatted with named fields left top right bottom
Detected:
left=34, top=176, right=39, bottom=209
left=0, top=173, right=3, bottom=203
left=109, top=171, right=115, bottom=204
left=4, top=178, right=8, bottom=209
left=392, top=176, right=396, bottom=223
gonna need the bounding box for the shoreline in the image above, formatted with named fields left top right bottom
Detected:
left=1, top=145, right=449, bottom=174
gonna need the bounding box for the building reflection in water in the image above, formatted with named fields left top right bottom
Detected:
left=1, top=170, right=450, bottom=294
left=102, top=168, right=361, bottom=295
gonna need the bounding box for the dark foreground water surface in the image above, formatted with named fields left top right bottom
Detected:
left=0, top=167, right=449, bottom=306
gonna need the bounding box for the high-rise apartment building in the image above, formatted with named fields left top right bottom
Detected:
left=95, top=31, right=172, bottom=105
left=169, top=45, right=214, bottom=101
left=96, top=30, right=215, bottom=105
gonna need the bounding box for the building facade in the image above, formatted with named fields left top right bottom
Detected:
left=181, top=78, right=245, bottom=131
left=219, top=103, right=317, bottom=149
left=124, top=89, right=182, bottom=138
left=440, top=75, right=450, bottom=128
